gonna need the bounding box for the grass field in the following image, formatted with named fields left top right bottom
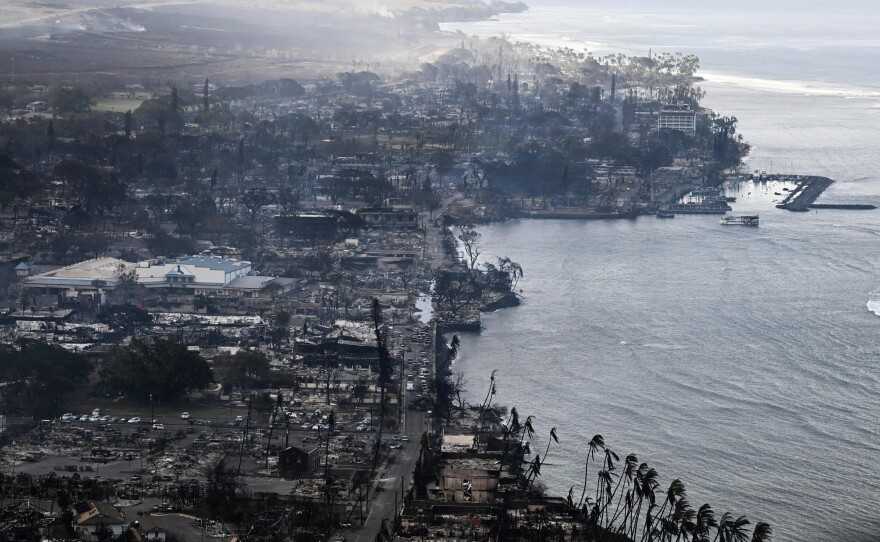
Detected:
left=92, top=93, right=150, bottom=113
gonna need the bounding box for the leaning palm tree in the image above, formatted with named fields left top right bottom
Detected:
left=645, top=478, right=685, bottom=542
left=750, top=522, right=772, bottom=542
left=543, top=427, right=559, bottom=464
left=693, top=503, right=717, bottom=542
left=519, top=415, right=536, bottom=449
left=528, top=427, right=558, bottom=492
left=674, top=498, right=697, bottom=542
left=525, top=454, right=542, bottom=488
left=595, top=448, right=619, bottom=527
left=631, top=467, right=659, bottom=541
left=713, top=512, right=733, bottom=542
left=727, top=516, right=751, bottom=542
left=595, top=467, right=616, bottom=528
left=478, top=369, right=497, bottom=419
left=507, top=407, right=521, bottom=436
left=499, top=407, right=520, bottom=467
left=578, top=434, right=605, bottom=509
left=607, top=453, right=639, bottom=528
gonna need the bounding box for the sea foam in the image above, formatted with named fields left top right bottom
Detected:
left=866, top=292, right=880, bottom=316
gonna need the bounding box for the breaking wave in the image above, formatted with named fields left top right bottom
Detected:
left=866, top=292, right=880, bottom=317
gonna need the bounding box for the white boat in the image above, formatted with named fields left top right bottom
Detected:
left=720, top=215, right=759, bottom=226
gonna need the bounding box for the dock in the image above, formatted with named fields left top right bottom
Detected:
left=667, top=202, right=731, bottom=214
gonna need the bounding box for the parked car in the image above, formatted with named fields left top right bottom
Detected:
left=181, top=412, right=191, bottom=420
left=127, top=417, right=142, bottom=424
left=152, top=423, right=165, bottom=430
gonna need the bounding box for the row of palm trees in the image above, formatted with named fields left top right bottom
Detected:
left=495, top=405, right=772, bottom=542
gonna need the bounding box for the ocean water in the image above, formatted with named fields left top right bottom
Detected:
left=442, top=4, right=880, bottom=541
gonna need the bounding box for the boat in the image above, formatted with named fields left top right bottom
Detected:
left=724, top=196, right=737, bottom=202
left=656, top=211, right=675, bottom=218
left=720, top=215, right=759, bottom=226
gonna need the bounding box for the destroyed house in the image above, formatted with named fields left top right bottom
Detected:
left=279, top=445, right=320, bottom=477
left=275, top=213, right=339, bottom=241
left=358, top=206, right=419, bottom=229
left=429, top=468, right=499, bottom=504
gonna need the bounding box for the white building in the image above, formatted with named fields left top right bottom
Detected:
left=135, top=255, right=252, bottom=294
left=658, top=104, right=696, bottom=135
left=24, top=255, right=272, bottom=306
left=71, top=501, right=127, bottom=541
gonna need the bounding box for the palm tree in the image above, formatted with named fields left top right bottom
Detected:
left=595, top=448, right=619, bottom=527
left=607, top=453, right=638, bottom=528
left=750, top=522, right=772, bottom=542
left=499, top=407, right=520, bottom=467
left=713, top=512, right=733, bottom=542
left=630, top=467, right=658, bottom=541
left=543, top=427, right=559, bottom=464
left=645, top=479, right=685, bottom=542
left=478, top=369, right=498, bottom=419
left=693, top=504, right=718, bottom=542
left=578, top=434, right=605, bottom=509
left=528, top=427, right=558, bottom=492
left=673, top=498, right=696, bottom=542
left=519, top=415, right=536, bottom=449
left=727, top=516, right=751, bottom=542
left=525, top=454, right=542, bottom=488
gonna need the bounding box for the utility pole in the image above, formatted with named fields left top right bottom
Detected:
left=238, top=393, right=253, bottom=474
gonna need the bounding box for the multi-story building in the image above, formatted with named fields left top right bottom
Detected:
left=658, top=103, right=697, bottom=135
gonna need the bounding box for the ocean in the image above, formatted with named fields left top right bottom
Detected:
left=441, top=3, right=880, bottom=541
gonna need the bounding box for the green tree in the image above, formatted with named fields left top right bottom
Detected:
left=98, top=304, right=152, bottom=335
left=0, top=340, right=91, bottom=417
left=213, top=350, right=270, bottom=390
left=100, top=338, right=212, bottom=401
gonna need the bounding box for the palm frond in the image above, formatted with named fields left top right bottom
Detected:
left=751, top=522, right=772, bottom=542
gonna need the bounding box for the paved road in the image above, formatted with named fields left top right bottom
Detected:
left=346, top=326, right=434, bottom=542
left=347, top=213, right=450, bottom=542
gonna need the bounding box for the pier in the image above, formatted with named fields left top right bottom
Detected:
left=667, top=202, right=731, bottom=214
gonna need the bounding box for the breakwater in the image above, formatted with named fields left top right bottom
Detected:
left=808, top=203, right=877, bottom=210
left=775, top=176, right=834, bottom=212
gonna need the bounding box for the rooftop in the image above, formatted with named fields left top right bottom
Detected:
left=173, top=255, right=251, bottom=273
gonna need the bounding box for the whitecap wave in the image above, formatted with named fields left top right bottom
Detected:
left=866, top=292, right=880, bottom=316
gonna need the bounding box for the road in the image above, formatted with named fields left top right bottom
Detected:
left=348, top=401, right=426, bottom=542
left=346, top=205, right=454, bottom=542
